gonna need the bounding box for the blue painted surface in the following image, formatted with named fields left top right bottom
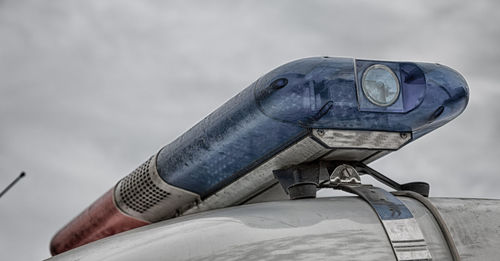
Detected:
left=155, top=57, right=469, bottom=197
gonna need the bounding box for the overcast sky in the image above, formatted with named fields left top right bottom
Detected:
left=1, top=1, right=499, bottom=260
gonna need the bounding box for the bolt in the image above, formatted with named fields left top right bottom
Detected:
left=400, top=133, right=408, bottom=139
left=317, top=129, right=325, bottom=136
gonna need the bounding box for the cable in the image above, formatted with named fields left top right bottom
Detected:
left=392, top=191, right=461, bottom=261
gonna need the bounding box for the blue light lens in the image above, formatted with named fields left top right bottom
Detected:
left=153, top=57, right=468, bottom=198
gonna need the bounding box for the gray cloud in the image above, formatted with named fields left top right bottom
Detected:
left=0, top=0, right=499, bottom=260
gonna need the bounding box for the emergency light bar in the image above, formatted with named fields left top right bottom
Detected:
left=50, top=57, right=469, bottom=255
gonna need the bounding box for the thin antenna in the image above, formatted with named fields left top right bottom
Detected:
left=0, top=172, right=26, bottom=198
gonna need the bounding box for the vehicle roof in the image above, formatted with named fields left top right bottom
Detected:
left=47, top=196, right=500, bottom=261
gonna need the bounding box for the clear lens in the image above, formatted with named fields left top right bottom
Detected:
left=362, top=64, right=400, bottom=106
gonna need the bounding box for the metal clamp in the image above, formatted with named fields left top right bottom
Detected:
left=327, top=165, right=432, bottom=261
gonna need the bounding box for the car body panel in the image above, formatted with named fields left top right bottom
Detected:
left=47, top=196, right=500, bottom=261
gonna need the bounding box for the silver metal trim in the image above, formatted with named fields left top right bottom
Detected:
left=322, top=148, right=378, bottom=162
left=329, top=164, right=361, bottom=185
left=185, top=130, right=410, bottom=215
left=330, top=179, right=432, bottom=261
left=184, top=136, right=330, bottom=215
left=313, top=129, right=411, bottom=150
left=114, top=154, right=201, bottom=222
left=383, top=219, right=433, bottom=261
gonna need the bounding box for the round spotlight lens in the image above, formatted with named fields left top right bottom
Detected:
left=362, top=64, right=400, bottom=107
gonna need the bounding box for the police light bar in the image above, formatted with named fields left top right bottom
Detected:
left=50, top=57, right=469, bottom=255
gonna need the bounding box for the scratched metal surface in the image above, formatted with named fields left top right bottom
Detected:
left=47, top=197, right=395, bottom=261
left=47, top=196, right=500, bottom=261
left=428, top=198, right=500, bottom=261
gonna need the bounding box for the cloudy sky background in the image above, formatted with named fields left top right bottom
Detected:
left=0, top=1, right=499, bottom=260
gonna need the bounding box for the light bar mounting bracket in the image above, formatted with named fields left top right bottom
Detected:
left=324, top=165, right=432, bottom=261
left=273, top=162, right=434, bottom=261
